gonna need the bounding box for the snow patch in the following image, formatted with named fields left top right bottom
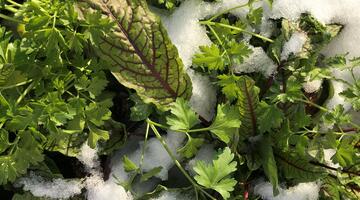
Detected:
left=187, top=70, right=217, bottom=121
left=85, top=174, right=133, bottom=200
left=254, top=181, right=321, bottom=200
left=281, top=32, right=308, bottom=61
left=110, top=131, right=185, bottom=182
left=77, top=143, right=100, bottom=170
left=302, top=77, right=322, bottom=94
left=17, top=172, right=83, bottom=199
left=151, top=190, right=193, bottom=200
left=268, top=0, right=360, bottom=110
left=233, top=46, right=277, bottom=77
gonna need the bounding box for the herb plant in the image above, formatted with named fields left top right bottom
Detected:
left=0, top=0, right=359, bottom=199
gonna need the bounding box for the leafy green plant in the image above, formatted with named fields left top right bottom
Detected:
left=80, top=0, right=192, bottom=110
left=0, top=0, right=359, bottom=199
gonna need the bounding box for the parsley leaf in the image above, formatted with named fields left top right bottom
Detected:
left=194, top=147, right=237, bottom=200
left=209, top=104, right=241, bottom=143
left=257, top=101, right=284, bottom=133
left=166, top=98, right=200, bottom=131
left=193, top=44, right=225, bottom=71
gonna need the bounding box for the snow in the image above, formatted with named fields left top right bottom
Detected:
left=17, top=172, right=83, bottom=199
left=159, top=0, right=212, bottom=69
left=77, top=143, right=100, bottom=170
left=323, top=149, right=341, bottom=169
left=302, top=77, right=322, bottom=93
left=16, top=143, right=133, bottom=200
left=187, top=70, right=217, bottom=121
left=151, top=190, right=193, bottom=200
left=85, top=174, right=133, bottom=200
left=254, top=180, right=321, bottom=200
left=267, top=0, right=360, bottom=111
left=158, top=0, right=218, bottom=121
left=110, top=131, right=185, bottom=182
left=281, top=32, right=308, bottom=61
left=76, top=143, right=134, bottom=200
left=233, top=45, right=277, bottom=77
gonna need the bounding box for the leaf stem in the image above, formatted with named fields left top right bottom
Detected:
left=6, top=0, right=22, bottom=7
left=294, top=98, right=328, bottom=112
left=147, top=121, right=216, bottom=200
left=0, top=79, right=33, bottom=90
left=139, top=122, right=150, bottom=175
left=0, top=13, right=22, bottom=23
left=199, top=21, right=274, bottom=43
left=207, top=24, right=232, bottom=64
left=4, top=5, right=18, bottom=13
left=16, top=80, right=36, bottom=105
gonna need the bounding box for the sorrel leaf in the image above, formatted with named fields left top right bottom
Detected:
left=83, top=0, right=192, bottom=110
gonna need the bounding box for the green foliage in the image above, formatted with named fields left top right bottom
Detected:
left=83, top=0, right=192, bottom=110
left=166, top=98, right=200, bottom=131
left=193, top=147, right=237, bottom=199
left=0, top=131, right=43, bottom=184
left=193, top=44, right=225, bottom=71
left=208, top=104, right=241, bottom=143
left=235, top=75, right=260, bottom=137
left=276, top=152, right=327, bottom=182
left=258, top=135, right=279, bottom=195
left=257, top=102, right=284, bottom=133
left=178, top=133, right=204, bottom=158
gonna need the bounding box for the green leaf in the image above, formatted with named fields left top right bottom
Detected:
left=141, top=166, right=163, bottom=182
left=122, top=156, right=139, bottom=172
left=83, top=0, right=192, bottom=110
left=247, top=7, right=263, bottom=26
left=208, top=104, right=241, bottom=143
left=194, top=147, right=237, bottom=199
left=217, top=74, right=241, bottom=101
left=166, top=98, right=200, bottom=131
left=87, top=122, right=110, bottom=148
left=259, top=136, right=279, bottom=195
left=257, top=102, right=284, bottom=133
left=130, top=94, right=153, bottom=121
left=227, top=41, right=253, bottom=65
left=322, top=105, right=352, bottom=127
left=0, top=131, right=43, bottom=185
left=178, top=134, right=204, bottom=158
left=0, top=130, right=10, bottom=154
left=236, top=76, right=260, bottom=137
left=193, top=44, right=225, bottom=71
left=276, top=151, right=327, bottom=182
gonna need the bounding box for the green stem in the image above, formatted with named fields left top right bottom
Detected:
left=296, top=97, right=360, bottom=130
left=139, top=123, right=150, bottom=175
left=4, top=5, right=18, bottom=13
left=0, top=79, right=33, bottom=90
left=16, top=80, right=36, bottom=105
left=148, top=121, right=216, bottom=200
left=6, top=0, right=22, bottom=7
left=200, top=21, right=274, bottom=43
left=146, top=118, right=169, bottom=130
left=294, top=98, right=328, bottom=112
left=0, top=13, right=22, bottom=23
left=147, top=118, right=213, bottom=133
left=207, top=24, right=232, bottom=64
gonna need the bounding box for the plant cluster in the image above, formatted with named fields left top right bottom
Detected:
left=0, top=0, right=359, bottom=199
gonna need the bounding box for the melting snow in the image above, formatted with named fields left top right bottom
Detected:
left=254, top=180, right=321, bottom=200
